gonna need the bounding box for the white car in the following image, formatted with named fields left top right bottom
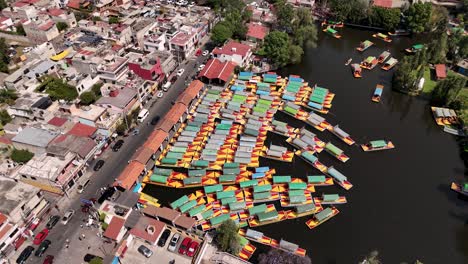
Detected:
left=61, top=209, right=75, bottom=225
left=198, top=64, right=205, bottom=71
left=202, top=50, right=209, bottom=56
left=22, top=47, right=32, bottom=53
left=167, top=233, right=180, bottom=252
left=176, top=69, right=185, bottom=76
left=157, top=91, right=164, bottom=98
left=188, top=2, right=194, bottom=7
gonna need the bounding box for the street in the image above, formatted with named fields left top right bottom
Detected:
left=15, top=50, right=210, bottom=264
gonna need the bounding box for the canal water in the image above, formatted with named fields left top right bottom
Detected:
left=144, top=27, right=468, bottom=263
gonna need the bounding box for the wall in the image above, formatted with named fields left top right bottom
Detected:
left=0, top=32, right=30, bottom=45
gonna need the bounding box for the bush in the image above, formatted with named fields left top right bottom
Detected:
left=101, top=222, right=108, bottom=231
left=0, top=110, right=11, bottom=125
left=11, top=149, right=34, bottom=163
left=79, top=91, right=97, bottom=105
left=56, top=22, right=69, bottom=32
left=215, top=219, right=241, bottom=254
left=89, top=257, right=103, bottom=264
left=40, top=77, right=78, bottom=101
left=109, top=17, right=120, bottom=24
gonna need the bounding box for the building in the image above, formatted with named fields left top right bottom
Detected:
left=68, top=74, right=100, bottom=95
left=12, top=127, right=58, bottom=155
left=212, top=40, right=252, bottom=67
left=435, top=64, right=447, bottom=80
left=98, top=200, right=132, bottom=243
left=47, top=8, right=77, bottom=28
left=66, top=104, right=119, bottom=136
left=457, top=59, right=467, bottom=77
left=7, top=94, right=53, bottom=121
left=96, top=55, right=129, bottom=84
left=128, top=215, right=166, bottom=245
left=23, top=19, right=60, bottom=45
left=95, top=86, right=140, bottom=115
left=372, top=0, right=409, bottom=8
left=170, top=26, right=198, bottom=61
left=246, top=23, right=269, bottom=43
left=127, top=51, right=176, bottom=82
left=198, top=58, right=236, bottom=85
left=124, top=78, right=156, bottom=104
left=143, top=31, right=168, bottom=52
left=287, top=0, right=315, bottom=8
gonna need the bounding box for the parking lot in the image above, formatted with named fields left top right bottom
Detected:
left=122, top=227, right=203, bottom=264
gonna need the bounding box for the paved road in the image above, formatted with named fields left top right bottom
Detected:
left=19, top=51, right=210, bottom=263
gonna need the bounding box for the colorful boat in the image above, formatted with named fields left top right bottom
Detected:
left=377, top=51, right=390, bottom=63
left=381, top=57, right=398, bottom=70
left=360, top=140, right=395, bottom=151
left=388, top=29, right=410, bottom=36
left=321, top=20, right=344, bottom=28
left=305, top=207, right=339, bottom=229
left=314, top=194, right=347, bottom=205
left=323, top=27, right=341, bottom=39
left=351, top=63, right=362, bottom=78
left=372, top=32, right=392, bottom=42
left=450, top=182, right=468, bottom=196
left=328, top=125, right=355, bottom=145
left=356, top=40, right=374, bottom=52
left=372, top=84, right=383, bottom=102
left=405, top=44, right=424, bottom=53
left=345, top=58, right=352, bottom=65
left=431, top=106, right=459, bottom=126
left=360, top=56, right=378, bottom=70
left=324, top=142, right=349, bottom=162
left=326, top=166, right=353, bottom=190
left=296, top=150, right=328, bottom=173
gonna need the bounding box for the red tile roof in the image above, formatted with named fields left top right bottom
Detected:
left=131, top=146, right=154, bottom=165
left=48, top=117, right=67, bottom=127
left=198, top=58, right=236, bottom=82
left=67, top=0, right=80, bottom=9
left=143, top=130, right=168, bottom=152
left=48, top=8, right=64, bottom=16
left=113, top=161, right=145, bottom=190
left=0, top=223, right=12, bottom=240
left=435, top=64, right=447, bottom=79
left=67, top=123, right=97, bottom=138
left=112, top=44, right=123, bottom=51
left=0, top=137, right=12, bottom=145
left=247, top=23, right=268, bottom=40
left=103, top=216, right=126, bottom=240
left=0, top=213, right=7, bottom=225
left=129, top=216, right=166, bottom=244
left=212, top=40, right=251, bottom=58
left=372, top=0, right=392, bottom=8
left=38, top=21, right=55, bottom=31
left=177, top=80, right=204, bottom=106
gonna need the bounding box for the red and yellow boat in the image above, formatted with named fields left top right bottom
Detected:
left=351, top=63, right=362, bottom=78
left=305, top=207, right=339, bottom=229
left=360, top=140, right=395, bottom=152
left=372, top=32, right=392, bottom=42
left=361, top=56, right=378, bottom=70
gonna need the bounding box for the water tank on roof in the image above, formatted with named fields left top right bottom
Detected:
left=109, top=90, right=119, bottom=97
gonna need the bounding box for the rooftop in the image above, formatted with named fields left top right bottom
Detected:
left=198, top=58, right=236, bottom=82
left=212, top=40, right=251, bottom=57
left=103, top=216, right=126, bottom=240
left=0, top=179, right=39, bottom=216
left=47, top=134, right=96, bottom=158
left=18, top=152, right=75, bottom=181
left=12, top=127, right=58, bottom=148
left=67, top=122, right=97, bottom=138
left=47, top=117, right=68, bottom=127
left=247, top=23, right=268, bottom=40
left=69, top=104, right=106, bottom=121
left=129, top=216, right=166, bottom=244
left=170, top=31, right=195, bottom=46
left=143, top=206, right=180, bottom=222
left=95, top=88, right=137, bottom=109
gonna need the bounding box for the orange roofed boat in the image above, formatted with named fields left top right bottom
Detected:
left=351, top=64, right=362, bottom=78
left=360, top=56, right=378, bottom=70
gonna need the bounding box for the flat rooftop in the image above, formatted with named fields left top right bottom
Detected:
left=0, top=179, right=39, bottom=216
left=17, top=152, right=75, bottom=180
left=170, top=31, right=195, bottom=46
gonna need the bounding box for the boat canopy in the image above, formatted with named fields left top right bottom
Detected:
left=246, top=229, right=263, bottom=239
left=188, top=169, right=206, bottom=177
left=219, top=174, right=236, bottom=183
left=413, top=44, right=424, bottom=50
left=179, top=199, right=198, bottom=213
left=253, top=191, right=272, bottom=200
left=257, top=209, right=278, bottom=222
left=189, top=204, right=206, bottom=217
left=150, top=174, right=168, bottom=184
left=201, top=209, right=214, bottom=219
left=362, top=40, right=372, bottom=47
left=256, top=167, right=269, bottom=173
left=370, top=140, right=387, bottom=148
left=223, top=167, right=240, bottom=175
left=183, top=177, right=202, bottom=185
left=229, top=201, right=246, bottom=211
left=365, top=56, right=376, bottom=63
left=463, top=183, right=468, bottom=192
left=154, top=168, right=172, bottom=176
left=296, top=203, right=316, bottom=214
left=325, top=142, right=343, bottom=155
left=385, top=58, right=398, bottom=65
left=239, top=72, right=253, bottom=80
left=315, top=207, right=333, bottom=222
left=377, top=32, right=388, bottom=38
left=217, top=190, right=235, bottom=199
left=333, top=125, right=350, bottom=138
left=327, top=28, right=338, bottom=34
left=279, top=239, right=299, bottom=253
left=252, top=172, right=266, bottom=179
left=210, top=214, right=230, bottom=225
left=289, top=190, right=305, bottom=197
left=170, top=195, right=189, bottom=209
left=224, top=162, right=240, bottom=168
left=240, top=179, right=258, bottom=188
left=192, top=160, right=209, bottom=168
left=204, top=184, right=223, bottom=194
left=161, top=158, right=178, bottom=165
left=323, top=194, right=340, bottom=201
left=221, top=196, right=237, bottom=205
left=290, top=195, right=307, bottom=203
left=289, top=182, right=307, bottom=190
left=308, top=175, right=326, bottom=183
left=379, top=51, right=390, bottom=58
left=351, top=64, right=361, bottom=71
left=254, top=184, right=272, bottom=193
left=327, top=167, right=347, bottom=182
left=273, top=175, right=291, bottom=184
left=301, top=151, right=318, bottom=163
left=374, top=87, right=383, bottom=96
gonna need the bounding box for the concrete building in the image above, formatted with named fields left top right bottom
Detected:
left=7, top=94, right=53, bottom=121
left=12, top=127, right=58, bottom=155
left=96, top=55, right=129, bottom=84
left=47, top=8, right=77, bottom=28
left=143, top=31, right=168, bottom=52
left=246, top=23, right=268, bottom=43
left=23, top=19, right=60, bottom=45
left=95, top=86, right=140, bottom=115
left=127, top=51, right=176, bottom=82
left=212, top=40, right=252, bottom=67
left=170, top=26, right=198, bottom=61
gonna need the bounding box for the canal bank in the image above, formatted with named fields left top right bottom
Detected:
left=144, top=27, right=467, bottom=263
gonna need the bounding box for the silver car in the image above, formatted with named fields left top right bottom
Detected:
left=138, top=245, right=153, bottom=258
left=61, top=209, right=75, bottom=225
left=167, top=233, right=180, bottom=252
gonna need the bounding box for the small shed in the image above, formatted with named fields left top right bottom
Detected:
left=435, top=64, right=447, bottom=80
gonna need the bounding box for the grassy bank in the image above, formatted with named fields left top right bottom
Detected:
left=422, top=67, right=437, bottom=94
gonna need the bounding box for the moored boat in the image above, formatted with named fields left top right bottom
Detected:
left=323, top=27, right=341, bottom=39
left=305, top=207, right=339, bottom=229
left=345, top=58, right=352, bottom=65
left=328, top=125, right=355, bottom=145
left=326, top=166, right=353, bottom=190
left=378, top=51, right=390, bottom=63
left=381, top=57, right=398, bottom=70
left=372, top=32, right=392, bottom=42
left=321, top=20, right=344, bottom=28
left=451, top=182, right=468, bottom=196
left=324, top=142, right=349, bottom=162
left=405, top=44, right=424, bottom=53
left=360, top=56, right=378, bottom=70
left=372, top=84, right=383, bottom=102
left=351, top=63, right=362, bottom=78
left=360, top=140, right=395, bottom=151
left=388, top=29, right=410, bottom=36
left=356, top=40, right=374, bottom=52
left=314, top=194, right=347, bottom=205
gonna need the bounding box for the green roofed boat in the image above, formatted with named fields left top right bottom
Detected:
left=360, top=140, right=395, bottom=152
left=405, top=44, right=424, bottom=53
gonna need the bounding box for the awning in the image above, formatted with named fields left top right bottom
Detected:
left=50, top=49, right=70, bottom=61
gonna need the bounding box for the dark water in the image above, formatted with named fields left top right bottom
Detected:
left=144, top=27, right=468, bottom=263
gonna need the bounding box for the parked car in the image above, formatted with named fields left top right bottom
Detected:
left=167, top=233, right=180, bottom=252
left=17, top=246, right=34, bottom=264
left=202, top=50, right=209, bottom=56
left=93, top=160, right=105, bottom=171
left=150, top=116, right=160, bottom=125
left=198, top=64, right=205, bottom=71
left=112, top=140, right=124, bottom=152
left=77, top=179, right=90, bottom=194
left=83, top=254, right=103, bottom=262
left=176, top=68, right=185, bottom=76
left=157, top=229, right=171, bottom=247
left=157, top=91, right=164, bottom=98
left=98, top=187, right=115, bottom=204
left=137, top=245, right=153, bottom=258
left=170, top=76, right=177, bottom=83
left=43, top=255, right=54, bottom=264
left=61, top=209, right=75, bottom=225
left=46, top=215, right=60, bottom=229
left=187, top=241, right=199, bottom=257
left=131, top=128, right=140, bottom=136
left=162, top=82, right=171, bottom=92
left=178, top=237, right=192, bottom=255
left=35, top=240, right=51, bottom=257
left=33, top=229, right=49, bottom=245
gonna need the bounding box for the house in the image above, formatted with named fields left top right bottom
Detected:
left=143, top=206, right=196, bottom=231
left=23, top=19, right=60, bottom=45
left=66, top=104, right=119, bottom=136
left=372, top=0, right=409, bottom=8
left=95, top=86, right=140, bottom=115
left=170, top=26, right=198, bottom=61
left=67, top=122, right=97, bottom=138
left=143, top=31, right=168, bottom=52
left=7, top=94, right=53, bottom=121
left=124, top=78, right=157, bottom=105
left=47, top=8, right=77, bottom=28
left=128, top=215, right=166, bottom=245
left=96, top=54, right=129, bottom=83
left=3, top=124, right=22, bottom=135
left=131, top=18, right=157, bottom=49
left=4, top=59, right=54, bottom=91
left=98, top=200, right=132, bottom=242
left=127, top=51, right=176, bottom=82
left=12, top=127, right=58, bottom=154
left=435, top=64, right=447, bottom=80
left=46, top=134, right=97, bottom=162
left=67, top=74, right=100, bottom=95
left=198, top=58, right=237, bottom=85
left=212, top=40, right=252, bottom=67
left=457, top=59, right=468, bottom=77
left=246, top=23, right=269, bottom=43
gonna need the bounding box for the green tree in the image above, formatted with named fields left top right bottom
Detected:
left=0, top=89, right=18, bottom=105
left=431, top=75, right=467, bottom=105
left=368, top=7, right=401, bottom=31
left=263, top=31, right=290, bottom=67
left=115, top=121, right=128, bottom=135
left=0, top=0, right=6, bottom=10
left=92, top=16, right=102, bottom=22
left=429, top=6, right=448, bottom=34
left=211, top=22, right=233, bottom=45
left=225, top=9, right=247, bottom=39
left=41, top=77, right=78, bottom=101
left=108, top=17, right=120, bottom=24
left=11, top=149, right=34, bottom=163
left=393, top=52, right=427, bottom=92
left=79, top=91, right=97, bottom=105
left=347, top=0, right=368, bottom=23
left=447, top=31, right=464, bottom=62
left=91, top=83, right=103, bottom=97
left=0, top=61, right=8, bottom=73
left=459, top=36, right=468, bottom=59
left=89, top=257, right=103, bottom=264
left=427, top=33, right=447, bottom=64
left=215, top=219, right=241, bottom=254
left=329, top=0, right=352, bottom=22
left=0, top=110, right=11, bottom=125
left=289, top=44, right=303, bottom=64
left=259, top=248, right=312, bottom=264
left=15, top=24, right=25, bottom=36
left=293, top=25, right=317, bottom=49
left=276, top=1, right=295, bottom=31
left=406, top=2, right=432, bottom=33
left=56, top=22, right=69, bottom=32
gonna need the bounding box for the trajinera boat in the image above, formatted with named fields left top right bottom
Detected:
left=360, top=56, right=378, bottom=70
left=356, top=40, right=374, bottom=52
left=372, top=32, right=392, bottom=42
left=405, top=44, right=424, bottom=53
left=360, top=140, right=395, bottom=151
left=351, top=63, right=362, bottom=78
left=372, top=84, right=383, bottom=102
left=451, top=182, right=468, bottom=196
left=323, top=27, right=341, bottom=39
left=381, top=57, right=398, bottom=70
left=345, top=58, right=352, bottom=65
left=378, top=51, right=390, bottom=63
left=321, top=20, right=344, bottom=28
left=388, top=29, right=410, bottom=36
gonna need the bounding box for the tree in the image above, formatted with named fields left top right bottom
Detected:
left=225, top=9, right=247, bottom=39
left=276, top=1, right=295, bottom=31
left=406, top=2, right=432, bottom=33
left=431, top=75, right=467, bottom=105
left=56, top=22, right=69, bottom=32
left=41, top=77, right=78, bottom=101
left=459, top=36, right=468, bottom=59
left=393, top=50, right=427, bottom=93
left=427, top=33, right=447, bottom=64
left=429, top=6, right=448, bottom=34
left=0, top=89, right=18, bottom=105
left=108, top=17, right=120, bottom=24
left=89, top=257, right=103, bottom=264
left=79, top=91, right=97, bottom=105
left=15, top=24, right=25, bottom=36
left=115, top=121, right=128, bottom=135
left=259, top=248, right=312, bottom=264
left=11, top=149, right=34, bottom=163
left=91, top=83, right=103, bottom=97
left=215, top=219, right=241, bottom=254
left=368, top=7, right=401, bottom=31
left=0, top=110, right=11, bottom=125
left=0, top=0, right=6, bottom=10
left=263, top=31, right=290, bottom=67
left=347, top=0, right=368, bottom=23
left=289, top=44, right=303, bottom=64
left=294, top=25, right=317, bottom=49
left=92, top=16, right=102, bottom=22
left=211, top=22, right=233, bottom=45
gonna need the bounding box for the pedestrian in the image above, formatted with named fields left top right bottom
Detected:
left=82, top=234, right=86, bottom=239
left=87, top=245, right=91, bottom=250
left=65, top=244, right=69, bottom=249
left=80, top=224, right=83, bottom=228
left=78, top=236, right=82, bottom=241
